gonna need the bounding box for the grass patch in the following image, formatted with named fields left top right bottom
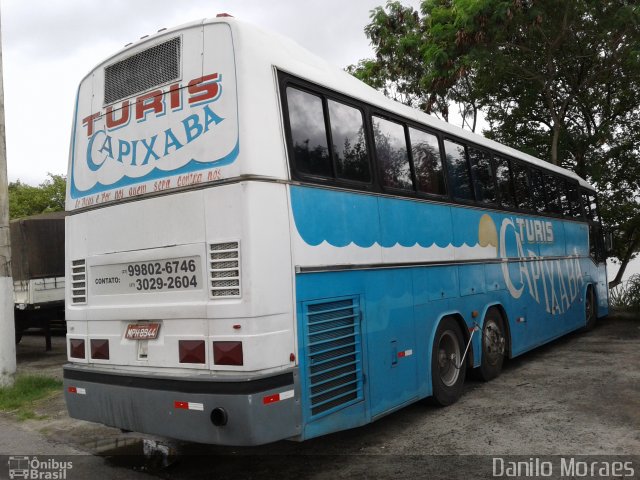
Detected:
left=610, top=274, right=640, bottom=312
left=0, top=375, right=62, bottom=420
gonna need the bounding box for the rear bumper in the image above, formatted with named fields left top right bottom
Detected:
left=63, top=364, right=301, bottom=445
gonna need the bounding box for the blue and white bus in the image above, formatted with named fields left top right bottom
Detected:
left=63, top=16, right=608, bottom=446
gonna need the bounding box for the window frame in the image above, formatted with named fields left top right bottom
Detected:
left=467, top=145, right=499, bottom=206
left=407, top=125, right=449, bottom=199
left=494, top=155, right=516, bottom=209
left=280, top=76, right=376, bottom=191
left=371, top=113, right=415, bottom=193
left=442, top=137, right=476, bottom=203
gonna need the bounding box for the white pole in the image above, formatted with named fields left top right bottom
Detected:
left=0, top=7, right=16, bottom=388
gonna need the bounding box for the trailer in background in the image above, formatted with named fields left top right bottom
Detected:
left=11, top=211, right=65, bottom=350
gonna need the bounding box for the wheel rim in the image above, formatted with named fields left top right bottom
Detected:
left=483, top=318, right=504, bottom=367
left=437, top=330, right=460, bottom=387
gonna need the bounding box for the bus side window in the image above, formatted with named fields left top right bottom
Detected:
left=409, top=128, right=446, bottom=196
left=285, top=87, right=332, bottom=178
left=327, top=100, right=371, bottom=183
left=544, top=173, right=561, bottom=215
left=443, top=140, right=474, bottom=201
left=589, top=194, right=600, bottom=222
left=512, top=161, right=531, bottom=211
left=567, top=182, right=581, bottom=218
left=468, top=147, right=497, bottom=204
left=495, top=156, right=515, bottom=208
left=530, top=169, right=547, bottom=213
left=373, top=116, right=413, bottom=190
left=581, top=191, right=591, bottom=219
left=559, top=179, right=572, bottom=217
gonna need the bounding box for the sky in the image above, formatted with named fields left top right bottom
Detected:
left=1, top=0, right=421, bottom=186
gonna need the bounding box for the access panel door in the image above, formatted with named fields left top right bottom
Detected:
left=365, top=269, right=419, bottom=418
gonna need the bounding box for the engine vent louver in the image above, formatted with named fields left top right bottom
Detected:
left=303, top=297, right=363, bottom=419
left=104, top=36, right=181, bottom=105
left=71, top=259, right=87, bottom=304
left=209, top=242, right=241, bottom=298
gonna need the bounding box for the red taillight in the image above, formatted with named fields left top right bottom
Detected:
left=213, top=341, right=243, bottom=366
left=179, top=340, right=206, bottom=364
left=69, top=339, right=85, bottom=359
left=216, top=13, right=233, bottom=17
left=90, top=339, right=110, bottom=360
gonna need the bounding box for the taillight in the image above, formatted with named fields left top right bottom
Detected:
left=213, top=341, right=243, bottom=366
left=179, top=340, right=206, bottom=364
left=69, top=339, right=85, bottom=359
left=90, top=339, right=110, bottom=360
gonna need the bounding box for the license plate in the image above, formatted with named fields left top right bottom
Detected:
left=125, top=323, right=161, bottom=340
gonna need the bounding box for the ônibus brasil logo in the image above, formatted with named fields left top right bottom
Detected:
left=8, top=456, right=73, bottom=479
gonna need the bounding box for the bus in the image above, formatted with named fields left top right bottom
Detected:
left=63, top=16, right=609, bottom=446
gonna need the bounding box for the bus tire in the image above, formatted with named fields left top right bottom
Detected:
left=583, top=286, right=597, bottom=331
left=477, top=308, right=506, bottom=382
left=430, top=317, right=466, bottom=406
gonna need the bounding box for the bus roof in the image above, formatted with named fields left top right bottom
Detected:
left=91, top=16, right=595, bottom=191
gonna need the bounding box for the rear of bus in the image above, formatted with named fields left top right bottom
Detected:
left=63, top=18, right=300, bottom=445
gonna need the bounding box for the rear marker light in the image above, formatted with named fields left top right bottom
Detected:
left=213, top=341, right=243, bottom=366
left=263, top=389, right=295, bottom=405
left=90, top=339, right=110, bottom=360
left=174, top=401, right=204, bottom=411
left=68, top=386, right=86, bottom=395
left=69, top=339, right=85, bottom=359
left=179, top=340, right=206, bottom=364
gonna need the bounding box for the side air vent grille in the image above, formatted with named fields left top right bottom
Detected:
left=209, top=242, right=241, bottom=298
left=104, top=36, right=181, bottom=105
left=303, top=297, right=363, bottom=419
left=71, top=259, right=87, bottom=304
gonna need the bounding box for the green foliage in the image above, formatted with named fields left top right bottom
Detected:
left=352, top=0, right=640, bottom=284
left=0, top=375, right=62, bottom=421
left=609, top=274, right=640, bottom=312
left=9, top=173, right=66, bottom=219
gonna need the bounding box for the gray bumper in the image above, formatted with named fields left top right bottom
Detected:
left=63, top=364, right=301, bottom=446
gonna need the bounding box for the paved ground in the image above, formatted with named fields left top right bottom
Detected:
left=1, top=313, right=638, bottom=479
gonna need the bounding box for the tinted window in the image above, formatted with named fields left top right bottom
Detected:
left=581, top=191, right=591, bottom=219
left=512, top=162, right=531, bottom=210
left=328, top=100, right=370, bottom=183
left=567, top=183, right=580, bottom=217
left=443, top=140, right=473, bottom=200
left=469, top=148, right=497, bottom=204
left=495, top=156, right=515, bottom=207
left=530, top=169, right=546, bottom=213
left=588, top=193, right=600, bottom=222
left=409, top=128, right=446, bottom=196
left=545, top=174, right=561, bottom=214
left=559, top=179, right=572, bottom=217
left=286, top=88, right=331, bottom=177
left=373, top=116, right=412, bottom=190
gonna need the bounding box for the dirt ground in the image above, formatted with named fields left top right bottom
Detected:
left=3, top=312, right=639, bottom=479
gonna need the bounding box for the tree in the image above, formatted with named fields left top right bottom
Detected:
left=9, top=173, right=66, bottom=219
left=351, top=0, right=640, bottom=287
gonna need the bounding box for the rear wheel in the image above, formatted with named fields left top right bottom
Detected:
left=583, top=286, right=597, bottom=331
left=431, top=317, right=466, bottom=406
left=477, top=308, right=506, bottom=382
